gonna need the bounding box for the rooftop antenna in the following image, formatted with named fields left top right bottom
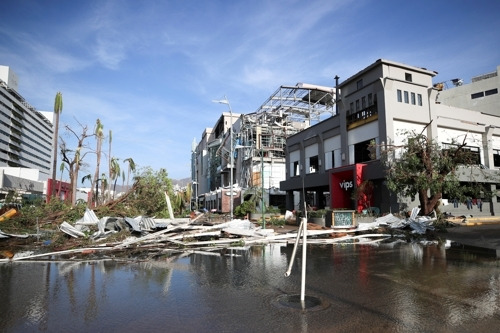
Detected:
left=451, top=78, right=463, bottom=87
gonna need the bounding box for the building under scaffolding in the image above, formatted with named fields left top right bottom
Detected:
left=191, top=83, right=336, bottom=215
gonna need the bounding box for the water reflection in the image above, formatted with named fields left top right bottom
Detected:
left=0, top=243, right=499, bottom=332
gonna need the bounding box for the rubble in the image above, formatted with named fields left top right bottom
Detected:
left=0, top=208, right=446, bottom=263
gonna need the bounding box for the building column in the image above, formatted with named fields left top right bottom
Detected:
left=489, top=184, right=499, bottom=216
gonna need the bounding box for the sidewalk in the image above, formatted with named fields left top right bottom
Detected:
left=278, top=218, right=500, bottom=253
left=439, top=223, right=500, bottom=252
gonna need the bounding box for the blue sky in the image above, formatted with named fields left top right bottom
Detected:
left=1, top=0, right=499, bottom=181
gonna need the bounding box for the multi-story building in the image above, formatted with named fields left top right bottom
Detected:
left=192, top=112, right=241, bottom=212
left=436, top=65, right=500, bottom=117
left=280, top=59, right=500, bottom=216
left=192, top=84, right=336, bottom=214
left=0, top=66, right=53, bottom=203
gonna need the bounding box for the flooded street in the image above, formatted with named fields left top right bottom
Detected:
left=1, top=242, right=499, bottom=332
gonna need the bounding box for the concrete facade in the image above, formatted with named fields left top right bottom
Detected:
left=0, top=66, right=54, bottom=204
left=280, top=59, right=500, bottom=216
left=436, top=65, right=500, bottom=116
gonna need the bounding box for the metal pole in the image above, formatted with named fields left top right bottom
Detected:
left=284, top=217, right=304, bottom=277
left=227, top=95, right=234, bottom=221
left=261, top=136, right=265, bottom=229
left=301, top=216, right=307, bottom=303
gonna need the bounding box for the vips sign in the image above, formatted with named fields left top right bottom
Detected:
left=339, top=180, right=353, bottom=191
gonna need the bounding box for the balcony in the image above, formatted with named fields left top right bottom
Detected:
left=346, top=104, right=378, bottom=129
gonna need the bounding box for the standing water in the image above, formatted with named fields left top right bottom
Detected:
left=1, top=242, right=499, bottom=332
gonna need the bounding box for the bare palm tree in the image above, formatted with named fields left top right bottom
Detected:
left=108, top=129, right=112, bottom=184
left=123, top=157, right=136, bottom=191
left=51, top=92, right=63, bottom=199
left=58, top=162, right=65, bottom=199
left=110, top=157, right=120, bottom=199
left=90, top=119, right=104, bottom=207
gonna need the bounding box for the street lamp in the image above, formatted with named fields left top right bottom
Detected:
left=213, top=96, right=234, bottom=220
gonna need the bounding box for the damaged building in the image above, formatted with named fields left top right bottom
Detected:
left=191, top=83, right=335, bottom=214
left=280, top=59, right=500, bottom=215
left=192, top=59, right=500, bottom=218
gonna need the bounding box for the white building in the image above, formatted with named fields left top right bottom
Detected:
left=0, top=66, right=54, bottom=203
left=436, top=65, right=500, bottom=117
left=280, top=59, right=500, bottom=216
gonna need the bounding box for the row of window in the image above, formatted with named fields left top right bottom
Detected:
left=471, top=88, right=498, bottom=99
left=0, top=122, right=52, bottom=160
left=291, top=141, right=498, bottom=177
left=291, top=139, right=375, bottom=176
left=349, top=93, right=377, bottom=113
left=0, top=91, right=53, bottom=139
left=397, top=89, right=423, bottom=106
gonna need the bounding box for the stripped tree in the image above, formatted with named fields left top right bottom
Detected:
left=51, top=92, right=63, bottom=199
left=90, top=119, right=104, bottom=207
left=124, top=157, right=136, bottom=191
left=60, top=123, right=92, bottom=206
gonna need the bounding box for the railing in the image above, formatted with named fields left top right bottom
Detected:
left=346, top=104, right=378, bottom=126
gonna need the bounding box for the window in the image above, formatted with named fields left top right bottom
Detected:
left=354, top=139, right=374, bottom=163
left=356, top=99, right=360, bottom=111
left=361, top=96, right=366, bottom=109
left=356, top=79, right=363, bottom=90
left=404, top=91, right=409, bottom=104
left=405, top=73, right=412, bottom=82
left=411, top=92, right=416, bottom=105
left=309, top=156, right=319, bottom=173
left=494, top=150, right=500, bottom=167
left=485, top=88, right=498, bottom=96
left=442, top=143, right=481, bottom=165
left=350, top=102, right=354, bottom=113
left=471, top=92, right=484, bottom=99
left=331, top=151, right=335, bottom=169
left=293, top=161, right=299, bottom=176
left=418, top=94, right=423, bottom=106
left=368, top=93, right=373, bottom=106
left=397, top=90, right=402, bottom=102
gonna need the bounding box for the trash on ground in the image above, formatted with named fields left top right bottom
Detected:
left=0, top=207, right=455, bottom=262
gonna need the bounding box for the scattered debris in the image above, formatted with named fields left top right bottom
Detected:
left=0, top=208, right=469, bottom=263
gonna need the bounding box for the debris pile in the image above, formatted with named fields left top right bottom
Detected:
left=0, top=208, right=441, bottom=262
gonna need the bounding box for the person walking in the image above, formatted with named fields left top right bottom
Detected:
left=466, top=197, right=473, bottom=210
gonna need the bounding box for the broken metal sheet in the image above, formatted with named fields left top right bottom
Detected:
left=124, top=217, right=142, bottom=232
left=0, top=229, right=29, bottom=238
left=60, top=221, right=86, bottom=238
left=75, top=208, right=99, bottom=225
left=409, top=207, right=421, bottom=220
left=141, top=217, right=156, bottom=230
left=375, top=213, right=402, bottom=225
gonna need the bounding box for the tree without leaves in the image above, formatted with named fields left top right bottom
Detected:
left=123, top=157, right=136, bottom=191
left=51, top=92, right=63, bottom=199
left=378, top=124, right=486, bottom=216
left=90, top=119, right=104, bottom=207
left=108, top=129, right=112, bottom=190
left=60, top=123, right=92, bottom=206
left=110, top=157, right=120, bottom=200
left=58, top=162, right=65, bottom=199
